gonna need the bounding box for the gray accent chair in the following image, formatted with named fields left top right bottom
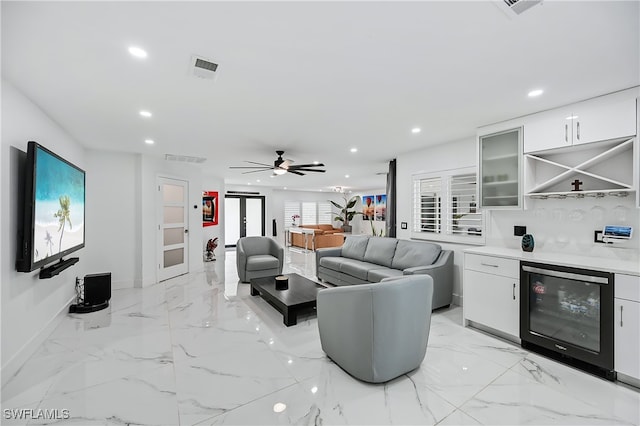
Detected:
left=317, top=275, right=434, bottom=383
left=236, top=236, right=284, bottom=283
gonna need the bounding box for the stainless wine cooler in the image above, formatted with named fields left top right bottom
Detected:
left=520, top=262, right=615, bottom=380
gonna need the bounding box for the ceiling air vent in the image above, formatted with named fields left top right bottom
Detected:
left=165, top=154, right=207, bottom=164
left=191, top=55, right=219, bottom=80
left=502, top=0, right=542, bottom=15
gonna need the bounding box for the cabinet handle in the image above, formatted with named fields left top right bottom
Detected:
left=576, top=121, right=580, bottom=140
left=620, top=305, right=623, bottom=327
left=565, top=124, right=568, bottom=142
left=480, top=262, right=499, bottom=268
left=513, top=283, right=516, bottom=300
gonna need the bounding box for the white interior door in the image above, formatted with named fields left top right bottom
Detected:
left=158, top=177, right=189, bottom=281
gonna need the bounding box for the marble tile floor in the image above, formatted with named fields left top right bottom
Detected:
left=2, top=248, right=639, bottom=425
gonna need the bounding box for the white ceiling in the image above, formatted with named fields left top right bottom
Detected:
left=2, top=1, right=639, bottom=192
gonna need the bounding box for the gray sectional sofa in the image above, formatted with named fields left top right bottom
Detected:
left=316, top=236, right=453, bottom=310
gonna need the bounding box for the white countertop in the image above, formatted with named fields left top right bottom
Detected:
left=464, top=246, right=640, bottom=276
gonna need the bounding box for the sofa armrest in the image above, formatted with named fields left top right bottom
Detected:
left=402, top=250, right=453, bottom=309
left=316, top=246, right=343, bottom=277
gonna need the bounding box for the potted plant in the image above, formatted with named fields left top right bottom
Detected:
left=330, top=194, right=362, bottom=232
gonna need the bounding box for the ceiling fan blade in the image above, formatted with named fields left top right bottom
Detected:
left=294, top=169, right=326, bottom=173
left=287, top=170, right=305, bottom=176
left=230, top=166, right=273, bottom=169
left=241, top=169, right=273, bottom=174
left=289, top=163, right=324, bottom=168
left=244, top=161, right=272, bottom=166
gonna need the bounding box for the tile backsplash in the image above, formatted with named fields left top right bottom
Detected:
left=486, top=196, right=639, bottom=262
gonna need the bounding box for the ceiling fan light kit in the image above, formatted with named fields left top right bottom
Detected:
left=230, top=150, right=326, bottom=176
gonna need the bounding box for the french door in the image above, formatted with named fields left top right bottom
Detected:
left=225, top=195, right=265, bottom=247
left=158, top=177, right=189, bottom=281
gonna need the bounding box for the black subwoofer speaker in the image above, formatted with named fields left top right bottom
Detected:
left=84, top=272, right=111, bottom=305
left=69, top=272, right=111, bottom=313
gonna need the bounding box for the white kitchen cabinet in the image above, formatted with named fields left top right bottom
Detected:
left=478, top=127, right=522, bottom=209
left=524, top=89, right=637, bottom=154
left=464, top=253, right=520, bottom=339
left=614, top=274, right=640, bottom=383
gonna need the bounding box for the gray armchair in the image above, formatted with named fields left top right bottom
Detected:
left=236, top=236, right=284, bottom=283
left=316, top=275, right=433, bottom=383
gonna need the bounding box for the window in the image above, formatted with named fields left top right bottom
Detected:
left=412, top=167, right=484, bottom=244
left=317, top=202, right=333, bottom=224
left=284, top=201, right=333, bottom=226
left=302, top=202, right=316, bottom=225
left=414, top=177, right=442, bottom=234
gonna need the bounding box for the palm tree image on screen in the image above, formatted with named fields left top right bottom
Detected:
left=54, top=195, right=72, bottom=253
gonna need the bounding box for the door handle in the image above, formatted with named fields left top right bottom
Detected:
left=513, top=283, right=516, bottom=300
left=565, top=124, right=568, bottom=142
left=576, top=121, right=580, bottom=140
left=620, top=305, right=624, bottom=327
left=184, top=229, right=189, bottom=234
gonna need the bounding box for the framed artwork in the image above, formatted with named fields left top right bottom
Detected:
left=362, top=195, right=374, bottom=220
left=375, top=194, right=386, bottom=221
left=202, top=191, right=218, bottom=226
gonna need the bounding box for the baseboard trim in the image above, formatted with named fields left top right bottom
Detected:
left=1, top=295, right=75, bottom=388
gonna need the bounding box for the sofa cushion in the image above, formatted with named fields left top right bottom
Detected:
left=367, top=268, right=404, bottom=282
left=318, top=224, right=335, bottom=231
left=341, top=236, right=370, bottom=261
left=391, top=240, right=442, bottom=270
left=338, top=259, right=374, bottom=280
left=363, top=237, right=398, bottom=268
left=246, top=255, right=280, bottom=271
left=319, top=256, right=345, bottom=271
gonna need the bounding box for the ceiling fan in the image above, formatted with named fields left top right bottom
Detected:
left=230, top=150, right=326, bottom=176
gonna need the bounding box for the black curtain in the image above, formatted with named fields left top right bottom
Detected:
left=386, top=159, right=397, bottom=237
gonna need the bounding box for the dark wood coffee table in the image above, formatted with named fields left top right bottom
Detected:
left=250, top=273, right=326, bottom=326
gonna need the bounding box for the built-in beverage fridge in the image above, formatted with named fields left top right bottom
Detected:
left=520, top=261, right=615, bottom=380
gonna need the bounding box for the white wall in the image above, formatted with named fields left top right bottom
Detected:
left=1, top=81, right=89, bottom=384
left=83, top=150, right=139, bottom=288
left=396, top=138, right=477, bottom=305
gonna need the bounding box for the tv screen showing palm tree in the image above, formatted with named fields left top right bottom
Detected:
left=32, top=144, right=85, bottom=266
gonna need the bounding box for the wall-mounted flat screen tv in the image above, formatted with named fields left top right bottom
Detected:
left=16, top=141, right=86, bottom=272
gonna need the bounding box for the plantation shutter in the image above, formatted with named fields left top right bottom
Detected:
left=317, top=202, right=332, bottom=224
left=302, top=202, right=316, bottom=225
left=414, top=177, right=442, bottom=234
left=449, top=173, right=482, bottom=236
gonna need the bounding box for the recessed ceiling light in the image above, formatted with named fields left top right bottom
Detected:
left=247, top=182, right=251, bottom=185
left=256, top=179, right=261, bottom=183
left=350, top=148, right=358, bottom=153
left=128, top=46, right=148, bottom=58
left=283, top=187, right=287, bottom=190
left=528, top=89, right=544, bottom=97
left=411, top=127, right=421, bottom=134
left=139, top=110, right=152, bottom=118
left=273, top=403, right=287, bottom=413
left=345, top=174, right=350, bottom=178
left=144, top=139, right=154, bottom=145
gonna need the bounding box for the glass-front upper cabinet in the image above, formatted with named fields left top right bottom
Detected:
left=479, top=127, right=522, bottom=209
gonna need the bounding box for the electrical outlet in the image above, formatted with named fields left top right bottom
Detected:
left=514, top=225, right=527, bottom=237
left=594, top=230, right=606, bottom=243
